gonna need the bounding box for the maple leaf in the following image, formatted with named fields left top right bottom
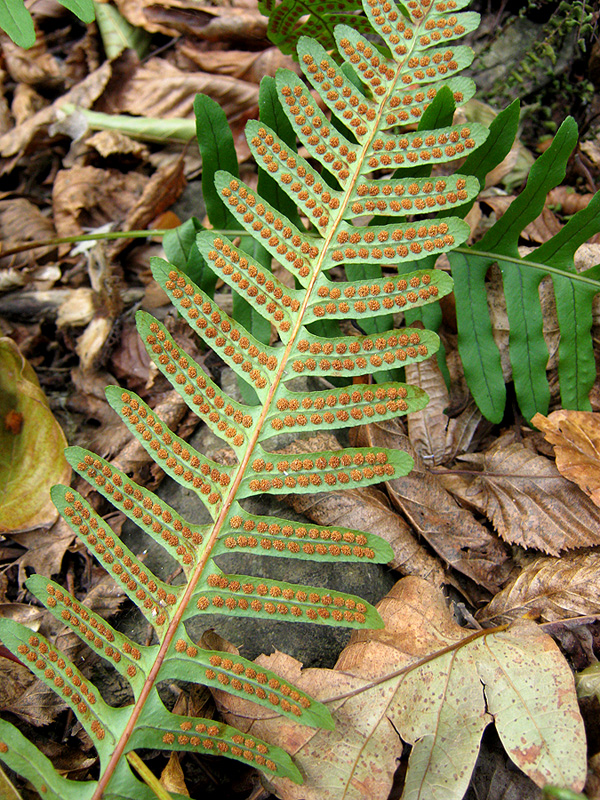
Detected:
left=217, top=578, right=587, bottom=800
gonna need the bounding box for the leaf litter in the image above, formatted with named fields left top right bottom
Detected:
left=1, top=1, right=600, bottom=798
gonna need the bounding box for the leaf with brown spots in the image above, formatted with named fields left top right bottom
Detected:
left=218, top=577, right=586, bottom=800
left=532, top=411, right=600, bottom=509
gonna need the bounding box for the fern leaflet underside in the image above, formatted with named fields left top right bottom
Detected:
left=0, top=1, right=485, bottom=796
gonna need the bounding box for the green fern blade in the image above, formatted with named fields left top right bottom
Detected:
left=265, top=0, right=361, bottom=56
left=159, top=635, right=334, bottom=729
left=136, top=311, right=256, bottom=451
left=478, top=118, right=578, bottom=254
left=64, top=445, right=207, bottom=571
left=189, top=572, right=384, bottom=630
left=194, top=95, right=239, bottom=230
left=499, top=264, right=550, bottom=420
left=26, top=576, right=152, bottom=695
left=287, top=327, right=439, bottom=377
left=152, top=258, right=279, bottom=397
left=58, top=0, right=94, bottom=22
left=195, top=233, right=301, bottom=341
left=346, top=174, right=480, bottom=217
left=163, top=217, right=217, bottom=297
left=306, top=268, right=453, bottom=324
left=459, top=99, right=520, bottom=192
left=553, top=279, right=596, bottom=412
left=238, top=444, right=413, bottom=496
left=531, top=191, right=600, bottom=268
left=0, top=718, right=96, bottom=800
left=214, top=502, right=394, bottom=563
left=105, top=757, right=177, bottom=800
left=0, top=620, right=121, bottom=756
left=262, top=381, right=429, bottom=438
left=104, top=387, right=235, bottom=517
left=51, top=485, right=181, bottom=632
left=131, top=700, right=303, bottom=783
left=448, top=250, right=506, bottom=423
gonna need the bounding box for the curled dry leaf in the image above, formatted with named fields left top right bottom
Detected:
left=218, top=577, right=586, bottom=800
left=354, top=420, right=511, bottom=592
left=100, top=56, right=259, bottom=122
left=0, top=198, right=56, bottom=269
left=0, top=338, right=70, bottom=534
left=404, top=358, right=482, bottom=466
left=453, top=434, right=600, bottom=554
left=176, top=43, right=299, bottom=84
left=532, top=410, right=600, bottom=508
left=477, top=551, right=600, bottom=625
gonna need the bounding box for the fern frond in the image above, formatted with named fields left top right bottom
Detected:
left=0, top=0, right=488, bottom=794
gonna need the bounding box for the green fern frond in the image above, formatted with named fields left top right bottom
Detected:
left=0, top=0, right=488, bottom=794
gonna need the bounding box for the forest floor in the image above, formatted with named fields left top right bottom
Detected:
left=1, top=1, right=600, bottom=799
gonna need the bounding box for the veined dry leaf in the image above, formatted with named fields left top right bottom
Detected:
left=482, top=196, right=562, bottom=244
left=477, top=551, right=600, bottom=625
left=354, top=420, right=511, bottom=592
left=160, top=753, right=190, bottom=797
left=547, top=187, right=597, bottom=216
left=454, top=434, right=600, bottom=554
left=218, top=578, right=586, bottom=800
left=532, top=410, right=600, bottom=508
left=177, top=43, right=298, bottom=84
left=100, top=56, right=259, bottom=123
left=52, top=164, right=148, bottom=239
left=0, top=198, right=56, bottom=269
left=0, top=338, right=70, bottom=534
left=405, top=358, right=482, bottom=466
left=290, top=484, right=445, bottom=587
left=0, top=62, right=112, bottom=164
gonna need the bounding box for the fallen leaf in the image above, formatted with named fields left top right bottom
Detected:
left=477, top=551, right=600, bottom=625
left=290, top=484, right=445, bottom=587
left=0, top=61, right=112, bottom=165
left=161, top=753, right=190, bottom=797
left=99, top=55, right=259, bottom=123
left=547, top=187, right=597, bottom=216
left=52, top=164, right=148, bottom=239
left=532, top=410, right=600, bottom=508
left=405, top=358, right=483, bottom=466
left=482, top=196, right=562, bottom=244
left=0, top=198, right=56, bottom=269
left=353, top=421, right=512, bottom=592
left=453, top=433, right=600, bottom=554
left=218, top=578, right=586, bottom=800
left=176, top=43, right=298, bottom=84
left=0, top=338, right=70, bottom=534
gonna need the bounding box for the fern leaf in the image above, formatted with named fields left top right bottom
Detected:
left=0, top=0, right=493, bottom=793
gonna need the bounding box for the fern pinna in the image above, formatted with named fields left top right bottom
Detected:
left=0, top=1, right=484, bottom=796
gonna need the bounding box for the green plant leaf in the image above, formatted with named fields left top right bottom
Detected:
left=0, top=0, right=35, bottom=48
left=94, top=0, right=148, bottom=60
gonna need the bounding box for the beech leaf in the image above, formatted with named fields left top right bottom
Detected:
left=532, top=410, right=600, bottom=508
left=218, top=578, right=586, bottom=800
left=0, top=338, right=70, bottom=533
left=477, top=551, right=600, bottom=625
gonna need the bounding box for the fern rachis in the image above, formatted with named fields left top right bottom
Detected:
left=0, top=1, right=488, bottom=797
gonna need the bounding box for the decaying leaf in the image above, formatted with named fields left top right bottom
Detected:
left=477, top=551, right=600, bottom=625
left=454, top=434, right=600, bottom=554
left=532, top=410, right=600, bottom=509
left=0, top=338, right=70, bottom=534
left=354, top=421, right=512, bottom=592
left=218, top=578, right=586, bottom=800
left=404, top=358, right=483, bottom=466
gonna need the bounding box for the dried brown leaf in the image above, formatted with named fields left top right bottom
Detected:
left=532, top=410, right=600, bottom=508
left=482, top=196, right=562, bottom=243
left=290, top=484, right=445, bottom=586
left=0, top=62, right=112, bottom=164
left=405, top=358, right=482, bottom=466
left=547, top=187, right=597, bottom=215
left=176, top=43, right=299, bottom=84
left=52, top=164, right=148, bottom=239
left=354, top=420, right=511, bottom=592
left=0, top=198, right=56, bottom=269
left=455, top=434, right=600, bottom=554
left=218, top=578, right=586, bottom=800
left=100, top=56, right=259, bottom=123
left=160, top=753, right=190, bottom=797
left=478, top=551, right=600, bottom=625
